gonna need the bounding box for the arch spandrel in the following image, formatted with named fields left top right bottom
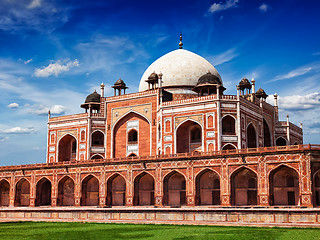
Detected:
left=111, top=104, right=152, bottom=127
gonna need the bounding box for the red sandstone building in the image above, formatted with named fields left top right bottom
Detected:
left=1, top=40, right=320, bottom=225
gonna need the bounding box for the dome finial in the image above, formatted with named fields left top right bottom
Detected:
left=179, top=33, right=183, bottom=49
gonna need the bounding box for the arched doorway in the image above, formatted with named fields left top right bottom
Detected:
left=107, top=174, right=126, bottom=206
left=314, top=171, right=320, bottom=206
left=263, top=119, right=271, bottom=147
left=222, top=115, right=236, bottom=135
left=222, top=144, right=236, bottom=150
left=134, top=172, right=154, bottom=206
left=91, top=154, right=103, bottom=160
left=176, top=120, right=202, bottom=153
left=269, top=166, right=299, bottom=206
left=91, top=131, right=104, bottom=146
left=231, top=168, right=257, bottom=206
left=15, top=179, right=30, bottom=207
left=81, top=175, right=99, bottom=206
left=58, top=176, right=75, bottom=206
left=247, top=123, right=257, bottom=148
left=195, top=170, right=220, bottom=205
left=36, top=178, right=51, bottom=206
left=276, top=137, right=287, bottom=146
left=163, top=171, right=186, bottom=206
left=58, top=134, right=77, bottom=162
left=0, top=180, right=10, bottom=206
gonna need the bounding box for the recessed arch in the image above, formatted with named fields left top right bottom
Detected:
left=15, top=178, right=30, bottom=207
left=247, top=123, right=257, bottom=148
left=230, top=167, right=257, bottom=206
left=176, top=119, right=203, bottom=153
left=81, top=175, right=99, bottom=206
left=222, top=143, right=237, bottom=150
left=0, top=179, right=10, bottom=206
left=36, top=177, right=51, bottom=206
left=263, top=119, right=271, bottom=147
left=128, top=129, right=138, bottom=144
left=276, top=137, right=287, bottom=146
left=133, top=172, right=155, bottom=206
left=222, top=115, right=236, bottom=135
left=163, top=171, right=186, bottom=206
left=269, top=165, right=299, bottom=206
left=58, top=133, right=77, bottom=162
left=106, top=173, right=126, bottom=206
left=58, top=176, right=75, bottom=206
left=91, top=130, right=104, bottom=147
left=91, top=154, right=104, bottom=160
left=314, top=169, right=320, bottom=206
left=195, top=169, right=220, bottom=205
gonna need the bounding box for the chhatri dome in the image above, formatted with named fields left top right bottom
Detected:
left=139, top=35, right=222, bottom=93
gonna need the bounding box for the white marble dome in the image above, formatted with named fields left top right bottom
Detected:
left=139, top=49, right=222, bottom=92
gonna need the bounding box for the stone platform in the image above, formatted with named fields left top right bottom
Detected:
left=1, top=207, right=320, bottom=227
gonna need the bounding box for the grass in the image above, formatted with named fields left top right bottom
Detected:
left=0, top=222, right=319, bottom=240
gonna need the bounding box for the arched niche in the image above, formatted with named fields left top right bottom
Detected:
left=0, top=180, right=10, bottom=206
left=176, top=120, right=202, bottom=153
left=133, top=172, right=154, bottom=206
left=247, top=123, right=257, bottom=148
left=92, top=131, right=104, bottom=146
left=276, top=137, right=287, bottom=146
left=128, top=129, right=138, bottom=144
left=36, top=178, right=51, bottom=206
left=222, top=115, right=236, bottom=135
left=263, top=119, right=271, bottom=147
left=231, top=168, right=257, bottom=206
left=15, top=179, right=30, bottom=207
left=163, top=171, right=186, bottom=206
left=107, top=174, right=126, bottom=206
left=58, top=134, right=77, bottom=162
left=222, top=143, right=236, bottom=150
left=269, top=166, right=299, bottom=206
left=81, top=175, right=99, bottom=206
left=195, top=169, right=220, bottom=205
left=58, top=176, right=75, bottom=206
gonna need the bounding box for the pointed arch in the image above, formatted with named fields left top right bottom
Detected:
left=176, top=119, right=203, bottom=153
left=222, top=143, right=237, bottom=150
left=81, top=175, right=99, bottom=206
left=58, top=133, right=77, bottom=162
left=263, top=119, right=271, bottom=147
left=195, top=169, right=220, bottom=206
left=91, top=154, right=104, bottom=160
left=230, top=167, right=257, bottom=206
left=247, top=123, right=257, bottom=148
left=58, top=176, right=75, bottom=206
left=276, top=137, right=287, bottom=146
left=36, top=177, right=51, bottom=206
left=222, top=115, right=236, bottom=135
left=106, top=173, right=126, bottom=206
left=269, top=165, right=299, bottom=206
left=91, top=130, right=104, bottom=147
left=0, top=179, right=10, bottom=206
left=163, top=171, right=186, bottom=206
left=133, top=172, right=155, bottom=206
left=15, top=178, right=30, bottom=207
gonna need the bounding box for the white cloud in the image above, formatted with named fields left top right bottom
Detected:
left=208, top=0, right=239, bottom=13
left=27, top=104, right=66, bottom=115
left=259, top=3, right=270, bottom=12
left=210, top=48, right=239, bottom=66
left=34, top=59, right=79, bottom=77
left=28, top=0, right=42, bottom=9
left=0, top=136, right=8, bottom=142
left=7, top=102, right=19, bottom=108
left=0, top=127, right=35, bottom=134
left=24, top=59, right=33, bottom=64
left=278, top=92, right=320, bottom=111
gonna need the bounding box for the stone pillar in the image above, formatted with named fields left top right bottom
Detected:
left=220, top=159, right=230, bottom=206
left=257, top=157, right=269, bottom=206
left=125, top=167, right=133, bottom=206
left=154, top=164, right=163, bottom=206
left=300, top=154, right=313, bottom=207
left=29, top=171, right=36, bottom=207
left=51, top=173, right=58, bottom=207
left=236, top=86, right=241, bottom=149
left=74, top=170, right=81, bottom=206
left=9, top=174, right=15, bottom=207
left=217, top=86, right=221, bottom=150
left=186, top=164, right=195, bottom=206
left=99, top=169, right=106, bottom=207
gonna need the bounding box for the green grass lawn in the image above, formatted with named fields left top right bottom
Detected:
left=0, top=222, right=319, bottom=240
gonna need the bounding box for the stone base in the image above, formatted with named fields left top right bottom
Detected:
left=1, top=207, right=320, bottom=227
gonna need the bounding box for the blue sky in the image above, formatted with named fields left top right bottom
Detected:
left=0, top=0, right=320, bottom=166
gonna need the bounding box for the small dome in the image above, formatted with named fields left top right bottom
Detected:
left=85, top=91, right=101, bottom=103
left=256, top=88, right=268, bottom=99
left=147, top=72, right=159, bottom=82
left=238, top=77, right=252, bottom=89
left=114, top=78, right=126, bottom=87
left=196, top=72, right=222, bottom=86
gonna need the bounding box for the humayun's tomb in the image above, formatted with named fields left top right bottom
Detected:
left=1, top=37, right=320, bottom=226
